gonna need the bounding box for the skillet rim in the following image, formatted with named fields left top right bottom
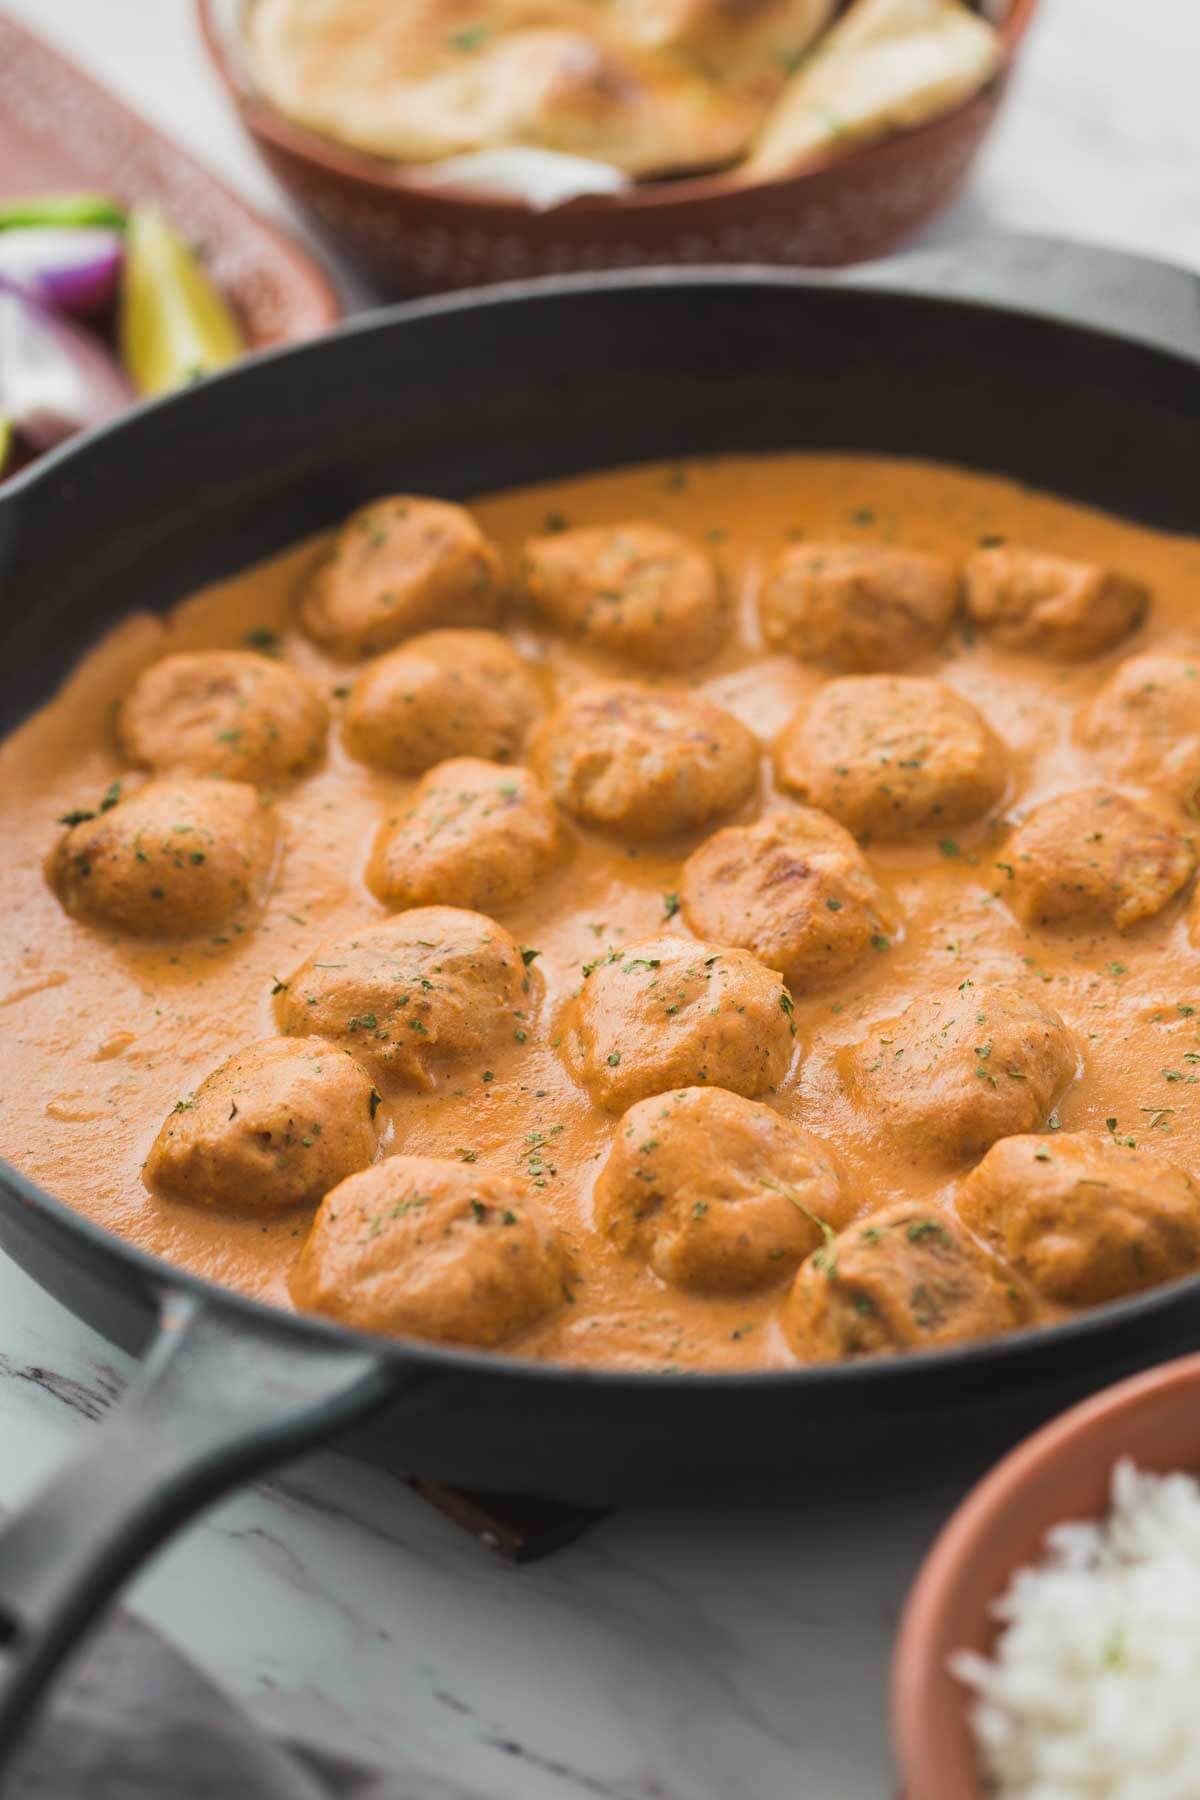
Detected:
left=4, top=254, right=1200, bottom=1393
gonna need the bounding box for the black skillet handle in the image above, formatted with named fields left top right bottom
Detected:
left=0, top=1290, right=397, bottom=1764
left=841, top=232, right=1200, bottom=363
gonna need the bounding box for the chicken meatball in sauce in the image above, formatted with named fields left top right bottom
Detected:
left=784, top=1202, right=1024, bottom=1362
left=301, top=496, right=503, bottom=660
left=1003, top=789, right=1195, bottom=934
left=594, top=1085, right=851, bottom=1293
left=520, top=521, right=727, bottom=671
left=292, top=1157, right=565, bottom=1345
left=342, top=629, right=542, bottom=775
left=965, top=545, right=1146, bottom=660
left=680, top=807, right=893, bottom=992
left=144, top=1037, right=379, bottom=1215
left=774, top=675, right=1005, bottom=842
left=118, top=650, right=329, bottom=784
left=563, top=936, right=795, bottom=1112
left=278, top=906, right=528, bottom=1091
left=1078, top=652, right=1200, bottom=811
left=533, top=681, right=757, bottom=840
left=759, top=542, right=958, bottom=671
left=366, top=757, right=562, bottom=914
left=844, top=983, right=1078, bottom=1167
left=957, top=1133, right=1200, bottom=1309
left=46, top=778, right=277, bottom=938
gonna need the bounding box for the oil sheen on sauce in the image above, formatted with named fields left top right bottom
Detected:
left=4, top=455, right=1200, bottom=1372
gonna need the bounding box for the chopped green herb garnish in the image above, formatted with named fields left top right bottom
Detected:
left=449, top=23, right=490, bottom=50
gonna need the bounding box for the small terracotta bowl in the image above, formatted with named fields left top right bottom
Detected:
left=892, top=1352, right=1200, bottom=1800
left=198, top=0, right=1038, bottom=296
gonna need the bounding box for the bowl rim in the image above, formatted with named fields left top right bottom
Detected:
left=891, top=1349, right=1200, bottom=1800
left=197, top=0, right=1039, bottom=216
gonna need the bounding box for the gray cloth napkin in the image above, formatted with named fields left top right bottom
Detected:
left=7, top=1608, right=409, bottom=1799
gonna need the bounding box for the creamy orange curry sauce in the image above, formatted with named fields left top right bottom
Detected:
left=5, top=454, right=1200, bottom=1371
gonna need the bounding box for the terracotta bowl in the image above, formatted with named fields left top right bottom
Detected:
left=892, top=1352, right=1200, bottom=1800
left=198, top=0, right=1039, bottom=295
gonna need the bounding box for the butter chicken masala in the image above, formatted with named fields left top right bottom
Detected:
left=6, top=454, right=1200, bottom=1371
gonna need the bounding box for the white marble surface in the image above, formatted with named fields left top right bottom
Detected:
left=2, top=1, right=1199, bottom=1794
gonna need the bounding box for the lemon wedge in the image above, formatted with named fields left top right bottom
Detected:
left=119, top=205, right=244, bottom=396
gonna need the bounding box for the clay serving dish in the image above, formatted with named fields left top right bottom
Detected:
left=891, top=1352, right=1200, bottom=1800
left=0, top=14, right=340, bottom=349
left=198, top=0, right=1038, bottom=295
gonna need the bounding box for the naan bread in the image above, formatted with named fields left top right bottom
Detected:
left=749, top=0, right=1000, bottom=176
left=245, top=0, right=760, bottom=175
left=612, top=0, right=836, bottom=87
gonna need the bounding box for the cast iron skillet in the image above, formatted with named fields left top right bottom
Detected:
left=0, top=236, right=1197, bottom=1760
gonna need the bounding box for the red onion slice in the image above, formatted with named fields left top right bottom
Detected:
left=0, top=226, right=123, bottom=316
left=0, top=277, right=133, bottom=451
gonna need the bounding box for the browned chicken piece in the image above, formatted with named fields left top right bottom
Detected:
left=366, top=757, right=562, bottom=914
left=1078, top=652, right=1200, bottom=812
left=784, top=1200, right=1025, bottom=1362
left=278, top=905, right=528, bottom=1091
left=342, top=628, right=542, bottom=775
left=1003, top=789, right=1195, bottom=933
left=46, top=777, right=277, bottom=938
left=520, top=522, right=728, bottom=671
left=119, top=650, right=329, bottom=785
left=292, top=1156, right=566, bottom=1345
left=844, top=983, right=1078, bottom=1167
left=774, top=675, right=1004, bottom=842
left=532, top=680, right=758, bottom=840
left=956, top=1132, right=1200, bottom=1308
left=759, top=542, right=959, bottom=671
left=680, top=807, right=893, bottom=992
left=144, top=1037, right=379, bottom=1215
left=562, top=935, right=795, bottom=1112
left=301, top=496, right=504, bottom=660
left=594, top=1084, right=852, bottom=1293
left=965, top=545, right=1147, bottom=660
